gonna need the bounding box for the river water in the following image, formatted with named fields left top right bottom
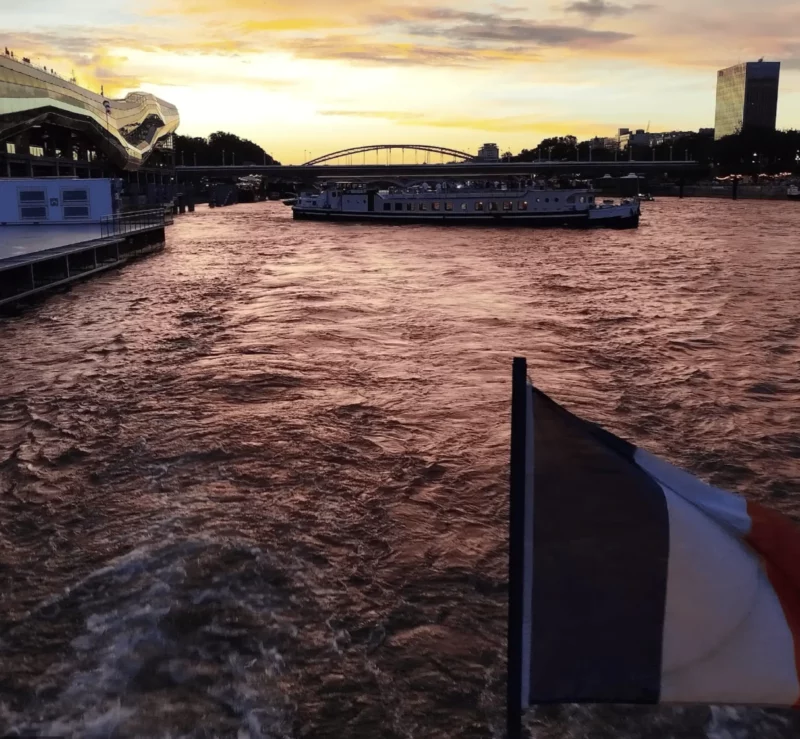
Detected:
left=1, top=199, right=799, bottom=738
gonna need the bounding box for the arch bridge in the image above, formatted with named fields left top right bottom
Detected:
left=303, top=144, right=475, bottom=166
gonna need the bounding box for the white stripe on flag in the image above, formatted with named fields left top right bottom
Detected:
left=520, top=382, right=534, bottom=709
left=634, top=449, right=751, bottom=536
left=658, top=480, right=799, bottom=704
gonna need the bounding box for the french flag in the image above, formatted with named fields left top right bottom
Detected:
left=507, top=358, right=800, bottom=736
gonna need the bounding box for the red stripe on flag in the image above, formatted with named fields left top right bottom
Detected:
left=745, top=501, right=800, bottom=707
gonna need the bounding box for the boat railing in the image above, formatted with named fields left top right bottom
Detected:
left=380, top=188, right=587, bottom=199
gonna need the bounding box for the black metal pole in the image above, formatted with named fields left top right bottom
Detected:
left=508, top=356, right=528, bottom=739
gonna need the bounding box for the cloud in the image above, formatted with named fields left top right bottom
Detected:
left=319, top=110, right=426, bottom=120
left=319, top=109, right=613, bottom=136
left=279, top=36, right=544, bottom=66
left=565, top=0, right=653, bottom=18
left=373, top=7, right=634, bottom=47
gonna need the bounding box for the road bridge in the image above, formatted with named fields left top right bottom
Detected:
left=176, top=160, right=700, bottom=181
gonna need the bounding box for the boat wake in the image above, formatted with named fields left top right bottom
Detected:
left=0, top=539, right=296, bottom=738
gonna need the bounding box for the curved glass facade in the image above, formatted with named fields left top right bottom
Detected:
left=0, top=55, right=179, bottom=170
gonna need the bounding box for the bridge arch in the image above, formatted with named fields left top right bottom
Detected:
left=304, top=144, right=475, bottom=166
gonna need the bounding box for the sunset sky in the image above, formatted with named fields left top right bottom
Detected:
left=5, top=0, right=800, bottom=163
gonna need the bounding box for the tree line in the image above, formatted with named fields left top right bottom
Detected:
left=509, top=130, right=800, bottom=176
left=174, top=131, right=280, bottom=166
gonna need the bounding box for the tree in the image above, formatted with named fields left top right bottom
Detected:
left=174, top=131, right=280, bottom=166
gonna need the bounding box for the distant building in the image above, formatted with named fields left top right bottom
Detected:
left=618, top=129, right=653, bottom=150
left=477, top=143, right=500, bottom=161
left=714, top=61, right=780, bottom=140
left=584, top=136, right=619, bottom=150
left=650, top=130, right=694, bottom=145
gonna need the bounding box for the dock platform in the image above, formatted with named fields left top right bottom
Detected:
left=0, top=210, right=171, bottom=308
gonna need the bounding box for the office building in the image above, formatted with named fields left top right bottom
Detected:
left=477, top=143, right=500, bottom=161
left=714, top=61, right=780, bottom=140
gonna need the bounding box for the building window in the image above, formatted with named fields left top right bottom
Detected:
left=394, top=202, right=403, bottom=211
left=383, top=203, right=391, bottom=210
left=419, top=203, right=426, bottom=210
left=432, top=202, right=440, bottom=211
left=6, top=142, right=15, bottom=154
left=62, top=189, right=89, bottom=206
left=475, top=201, right=484, bottom=211
left=503, top=201, right=513, bottom=211
left=20, top=206, right=47, bottom=220
left=29, top=146, right=44, bottom=157
left=444, top=202, right=453, bottom=211
left=19, top=190, right=45, bottom=204
left=63, top=205, right=90, bottom=219
left=518, top=201, right=528, bottom=211
left=18, top=190, right=47, bottom=220
left=488, top=202, right=498, bottom=211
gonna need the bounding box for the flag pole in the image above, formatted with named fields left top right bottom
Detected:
left=507, top=356, right=528, bottom=739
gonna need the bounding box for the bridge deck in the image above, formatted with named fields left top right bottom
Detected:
left=176, top=160, right=699, bottom=180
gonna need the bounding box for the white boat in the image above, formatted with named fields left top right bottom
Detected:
left=788, top=185, right=800, bottom=201
left=292, top=183, right=640, bottom=229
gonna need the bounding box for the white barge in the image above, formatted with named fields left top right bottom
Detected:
left=293, top=184, right=640, bottom=229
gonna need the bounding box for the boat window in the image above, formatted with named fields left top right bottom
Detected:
left=407, top=203, right=413, bottom=211
left=545, top=198, right=550, bottom=203
left=419, top=203, right=426, bottom=210
left=518, top=201, right=528, bottom=211
left=312, top=201, right=317, bottom=206
left=445, top=202, right=453, bottom=211
left=566, top=195, right=575, bottom=204
left=331, top=191, right=337, bottom=197
left=588, top=196, right=595, bottom=203
left=461, top=203, right=468, bottom=210
left=503, top=201, right=513, bottom=211
left=489, top=202, right=498, bottom=211
left=432, top=202, right=440, bottom=211
left=536, top=198, right=541, bottom=203
left=580, top=196, right=585, bottom=203
left=475, top=202, right=484, bottom=211
left=394, top=202, right=403, bottom=211
left=554, top=197, right=559, bottom=202
left=383, top=203, right=391, bottom=210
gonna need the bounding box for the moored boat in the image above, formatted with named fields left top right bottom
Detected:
left=292, top=183, right=640, bottom=229
left=788, top=185, right=800, bottom=201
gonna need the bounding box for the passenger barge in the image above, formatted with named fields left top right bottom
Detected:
left=292, top=183, right=640, bottom=228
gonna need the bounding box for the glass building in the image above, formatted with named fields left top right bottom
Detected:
left=714, top=61, right=780, bottom=140
left=1, top=52, right=179, bottom=170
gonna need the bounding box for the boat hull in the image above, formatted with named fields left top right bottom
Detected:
left=292, top=209, right=639, bottom=229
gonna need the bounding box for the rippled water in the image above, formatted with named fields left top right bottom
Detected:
left=1, top=199, right=800, bottom=738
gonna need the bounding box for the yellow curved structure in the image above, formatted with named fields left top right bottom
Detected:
left=0, top=54, right=179, bottom=171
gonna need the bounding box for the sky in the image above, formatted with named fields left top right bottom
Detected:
left=5, top=0, right=800, bottom=163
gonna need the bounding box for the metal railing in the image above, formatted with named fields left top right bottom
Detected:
left=100, top=209, right=165, bottom=238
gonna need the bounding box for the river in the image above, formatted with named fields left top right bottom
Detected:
left=1, top=199, right=799, bottom=738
